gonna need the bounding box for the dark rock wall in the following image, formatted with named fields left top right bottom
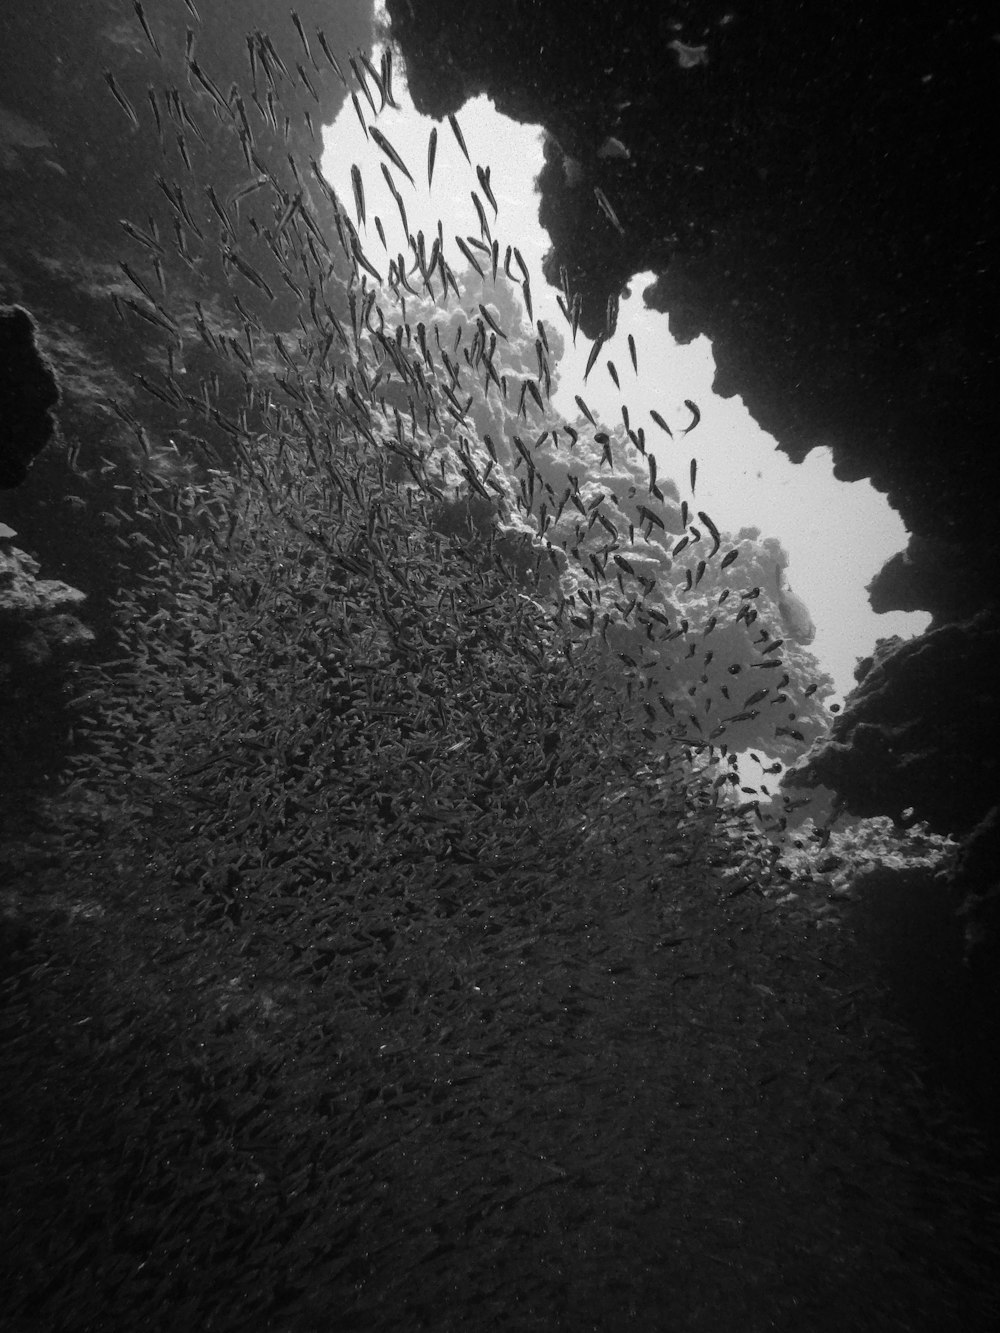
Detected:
left=0, top=306, right=60, bottom=487
left=387, top=0, right=998, bottom=617
left=387, top=0, right=999, bottom=848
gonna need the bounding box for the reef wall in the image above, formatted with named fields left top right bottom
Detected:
left=385, top=0, right=999, bottom=842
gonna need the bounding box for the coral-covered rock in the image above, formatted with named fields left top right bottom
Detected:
left=783, top=614, right=1000, bottom=835
left=0, top=537, right=93, bottom=680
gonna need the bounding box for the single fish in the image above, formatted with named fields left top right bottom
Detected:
left=628, top=334, right=638, bottom=373
left=132, top=2, right=161, bottom=58
left=427, top=126, right=438, bottom=188
left=448, top=112, right=470, bottom=163
left=104, top=71, right=139, bottom=127
left=574, top=394, right=597, bottom=428
left=478, top=303, right=508, bottom=342
left=317, top=31, right=347, bottom=84
left=455, top=235, right=484, bottom=276
left=370, top=126, right=414, bottom=185
left=350, top=92, right=368, bottom=138
left=290, top=12, right=316, bottom=69
left=720, top=549, right=739, bottom=570
left=594, top=186, right=625, bottom=235
left=650, top=409, right=673, bottom=438
left=351, top=164, right=365, bottom=227
left=584, top=335, right=605, bottom=383
left=682, top=400, right=701, bottom=434
left=690, top=457, right=697, bottom=493
left=698, top=510, right=721, bottom=557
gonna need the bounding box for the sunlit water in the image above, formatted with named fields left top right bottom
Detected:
left=321, top=42, right=930, bottom=703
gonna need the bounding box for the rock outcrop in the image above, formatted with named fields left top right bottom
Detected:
left=0, top=306, right=60, bottom=488
left=385, top=0, right=999, bottom=851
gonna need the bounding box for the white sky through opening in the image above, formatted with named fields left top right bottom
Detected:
left=321, top=52, right=930, bottom=701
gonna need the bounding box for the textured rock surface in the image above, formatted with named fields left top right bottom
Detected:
left=783, top=616, right=1000, bottom=834
left=0, top=538, right=93, bottom=675
left=386, top=0, right=998, bottom=611
left=386, top=0, right=999, bottom=843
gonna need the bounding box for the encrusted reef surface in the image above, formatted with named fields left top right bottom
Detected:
left=387, top=0, right=999, bottom=849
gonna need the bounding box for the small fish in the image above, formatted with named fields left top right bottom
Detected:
left=522, top=279, right=533, bottom=324
left=317, top=31, right=346, bottom=84
left=607, top=361, right=620, bottom=390
left=470, top=191, right=491, bottom=244
left=650, top=409, right=672, bottom=438
left=682, top=400, right=701, bottom=434
left=360, top=51, right=387, bottom=111
left=593, top=186, right=625, bottom=235
left=574, top=394, right=597, bottom=428
left=350, top=92, right=368, bottom=137
left=104, top=71, right=139, bottom=127
left=478, top=303, right=508, bottom=342
left=584, top=336, right=605, bottom=383
left=132, top=3, right=161, bottom=58
left=381, top=50, right=400, bottom=109
left=370, top=126, right=414, bottom=185
left=476, top=165, right=498, bottom=215
left=290, top=12, right=316, bottom=69
left=744, top=689, right=770, bottom=708
left=351, top=164, right=365, bottom=227
left=698, top=511, right=721, bottom=557
left=427, top=127, right=438, bottom=188
left=690, top=458, right=697, bottom=493
left=448, top=112, right=470, bottom=163
left=804, top=683, right=819, bottom=696
left=349, top=55, right=378, bottom=118
left=455, top=235, right=484, bottom=277
left=297, top=62, right=320, bottom=103
left=628, top=334, right=638, bottom=373
left=720, top=549, right=739, bottom=570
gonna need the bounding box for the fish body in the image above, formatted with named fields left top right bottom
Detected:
left=448, top=112, right=470, bottom=162
left=351, top=164, right=366, bottom=227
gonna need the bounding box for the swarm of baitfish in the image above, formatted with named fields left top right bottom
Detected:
left=71, top=4, right=831, bottom=939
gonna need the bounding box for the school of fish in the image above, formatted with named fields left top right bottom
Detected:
left=79, top=2, right=837, bottom=920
